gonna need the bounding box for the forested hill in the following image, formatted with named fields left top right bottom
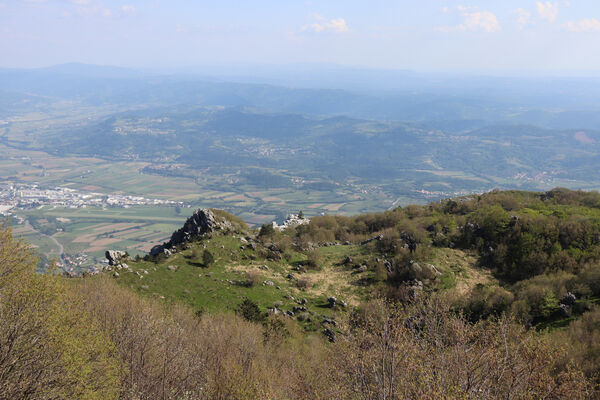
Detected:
left=3, top=188, right=600, bottom=398
left=111, top=188, right=600, bottom=380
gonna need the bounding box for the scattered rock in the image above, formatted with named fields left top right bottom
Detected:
left=324, top=328, right=336, bottom=342
left=287, top=273, right=296, bottom=280
left=327, top=296, right=337, bottom=308
left=385, top=261, right=393, bottom=273
left=408, top=280, right=424, bottom=298
left=150, top=245, right=172, bottom=258
left=268, top=307, right=280, bottom=315
left=559, top=303, right=571, bottom=317
left=296, top=312, right=310, bottom=322
left=263, top=280, right=275, bottom=286
left=562, top=292, right=577, bottom=306
left=361, top=235, right=383, bottom=245
left=167, top=265, right=178, bottom=272
left=343, top=256, right=353, bottom=265
left=259, top=265, right=269, bottom=270
left=113, top=271, right=119, bottom=278
left=300, top=298, right=308, bottom=305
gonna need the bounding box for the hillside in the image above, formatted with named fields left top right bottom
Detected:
left=4, top=188, right=600, bottom=398
left=102, top=189, right=600, bottom=341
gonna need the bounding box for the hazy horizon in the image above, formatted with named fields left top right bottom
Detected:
left=1, top=1, right=600, bottom=74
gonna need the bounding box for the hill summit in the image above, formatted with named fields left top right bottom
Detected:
left=149, top=208, right=245, bottom=258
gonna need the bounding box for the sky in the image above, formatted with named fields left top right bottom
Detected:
left=1, top=0, right=600, bottom=73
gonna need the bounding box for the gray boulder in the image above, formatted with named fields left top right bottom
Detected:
left=562, top=292, right=577, bottom=306
left=151, top=246, right=172, bottom=259
left=408, top=262, right=440, bottom=281
left=324, top=328, right=336, bottom=342
left=327, top=296, right=337, bottom=307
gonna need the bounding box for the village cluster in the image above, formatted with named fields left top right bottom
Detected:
left=0, top=182, right=183, bottom=214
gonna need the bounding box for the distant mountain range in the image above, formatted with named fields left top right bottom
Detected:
left=2, top=63, right=600, bottom=198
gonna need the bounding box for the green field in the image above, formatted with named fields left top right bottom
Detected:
left=10, top=205, right=187, bottom=269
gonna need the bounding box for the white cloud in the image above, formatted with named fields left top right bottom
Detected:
left=121, top=5, right=136, bottom=15
left=438, top=6, right=500, bottom=33
left=514, top=8, right=531, bottom=28
left=302, top=14, right=349, bottom=34
left=564, top=18, right=600, bottom=32
left=537, top=2, right=559, bottom=22
left=441, top=7, right=449, bottom=14
left=462, top=10, right=500, bottom=32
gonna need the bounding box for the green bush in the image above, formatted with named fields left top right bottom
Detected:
left=237, top=298, right=266, bottom=323
left=203, top=250, right=215, bottom=267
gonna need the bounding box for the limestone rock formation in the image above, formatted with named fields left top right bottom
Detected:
left=149, top=208, right=233, bottom=258
left=105, top=250, right=127, bottom=266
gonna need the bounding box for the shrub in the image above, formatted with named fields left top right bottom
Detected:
left=259, top=223, right=275, bottom=237
left=306, top=249, right=322, bottom=270
left=203, top=249, right=215, bottom=267
left=466, top=284, right=514, bottom=320
left=244, top=270, right=261, bottom=287
left=237, top=298, right=266, bottom=323
left=296, top=277, right=312, bottom=290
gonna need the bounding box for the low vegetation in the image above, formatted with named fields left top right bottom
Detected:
left=5, top=188, right=600, bottom=398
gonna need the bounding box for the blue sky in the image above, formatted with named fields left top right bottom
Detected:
left=1, top=0, right=600, bottom=73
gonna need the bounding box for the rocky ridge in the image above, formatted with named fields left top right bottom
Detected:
left=149, top=208, right=233, bottom=258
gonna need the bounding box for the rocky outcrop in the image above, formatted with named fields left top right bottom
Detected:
left=149, top=209, right=232, bottom=258
left=104, top=250, right=130, bottom=272
left=170, top=209, right=231, bottom=245
left=272, top=213, right=309, bottom=231
left=105, top=250, right=127, bottom=266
